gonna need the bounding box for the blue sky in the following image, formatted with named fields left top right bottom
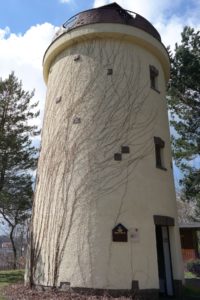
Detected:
left=0, top=0, right=200, bottom=190
left=0, top=0, right=199, bottom=36
left=0, top=0, right=94, bottom=34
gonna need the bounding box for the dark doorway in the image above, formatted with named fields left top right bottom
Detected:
left=156, top=225, right=174, bottom=296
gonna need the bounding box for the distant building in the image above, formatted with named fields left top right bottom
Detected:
left=2, top=242, right=12, bottom=249
left=0, top=237, right=12, bottom=254
left=0, top=242, right=12, bottom=255
left=0, top=240, right=13, bottom=270
left=180, top=223, right=200, bottom=262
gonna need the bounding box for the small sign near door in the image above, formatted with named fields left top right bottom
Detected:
left=130, top=228, right=139, bottom=242
left=112, top=224, right=128, bottom=242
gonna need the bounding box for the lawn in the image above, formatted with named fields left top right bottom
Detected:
left=0, top=269, right=24, bottom=300
left=185, top=271, right=197, bottom=279
left=0, top=269, right=199, bottom=299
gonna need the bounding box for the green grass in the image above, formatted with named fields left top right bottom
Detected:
left=185, top=271, right=197, bottom=279
left=0, top=269, right=24, bottom=300
left=184, top=271, right=200, bottom=298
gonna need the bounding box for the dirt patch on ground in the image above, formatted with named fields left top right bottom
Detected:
left=2, top=284, right=133, bottom=300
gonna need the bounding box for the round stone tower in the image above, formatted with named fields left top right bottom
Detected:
left=28, top=3, right=183, bottom=298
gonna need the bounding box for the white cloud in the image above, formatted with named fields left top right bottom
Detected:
left=93, top=0, right=109, bottom=7
left=155, top=17, right=184, bottom=49
left=0, top=26, right=10, bottom=39
left=92, top=0, right=200, bottom=49
left=0, top=23, right=57, bottom=128
left=93, top=0, right=182, bottom=20
left=60, top=0, right=72, bottom=3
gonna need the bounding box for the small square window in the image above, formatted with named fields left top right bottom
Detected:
left=107, top=69, right=113, bottom=75
left=114, top=153, right=122, bottom=161
left=121, top=146, right=130, bottom=154
left=73, top=116, right=81, bottom=124
left=150, top=65, right=159, bottom=91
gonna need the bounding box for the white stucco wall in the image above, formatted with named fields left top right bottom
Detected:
left=30, top=23, right=183, bottom=290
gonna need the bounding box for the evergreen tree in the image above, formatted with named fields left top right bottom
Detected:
left=168, top=27, right=200, bottom=216
left=0, top=72, right=39, bottom=268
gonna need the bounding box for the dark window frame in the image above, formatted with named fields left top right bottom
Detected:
left=150, top=65, right=160, bottom=93
left=154, top=137, right=167, bottom=170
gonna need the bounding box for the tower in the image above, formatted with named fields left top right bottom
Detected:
left=28, top=3, right=183, bottom=298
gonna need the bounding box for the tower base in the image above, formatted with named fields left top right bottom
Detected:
left=34, top=280, right=183, bottom=299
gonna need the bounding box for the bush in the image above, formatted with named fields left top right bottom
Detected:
left=187, top=260, right=200, bottom=277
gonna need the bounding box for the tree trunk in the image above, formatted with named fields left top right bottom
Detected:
left=10, top=226, right=17, bottom=269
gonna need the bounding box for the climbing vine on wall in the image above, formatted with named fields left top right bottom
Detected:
left=27, top=38, right=157, bottom=287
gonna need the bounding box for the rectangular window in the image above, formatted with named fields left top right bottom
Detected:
left=154, top=137, right=166, bottom=170
left=150, top=65, right=159, bottom=91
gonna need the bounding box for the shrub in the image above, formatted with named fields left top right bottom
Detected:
left=187, top=260, right=200, bottom=277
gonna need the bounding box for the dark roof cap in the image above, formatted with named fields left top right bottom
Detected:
left=61, top=2, right=161, bottom=42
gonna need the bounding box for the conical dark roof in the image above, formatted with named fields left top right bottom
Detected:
left=62, top=2, right=161, bottom=42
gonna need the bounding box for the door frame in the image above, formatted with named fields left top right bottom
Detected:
left=154, top=215, right=175, bottom=297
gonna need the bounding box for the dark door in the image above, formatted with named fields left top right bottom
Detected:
left=156, top=225, right=174, bottom=296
